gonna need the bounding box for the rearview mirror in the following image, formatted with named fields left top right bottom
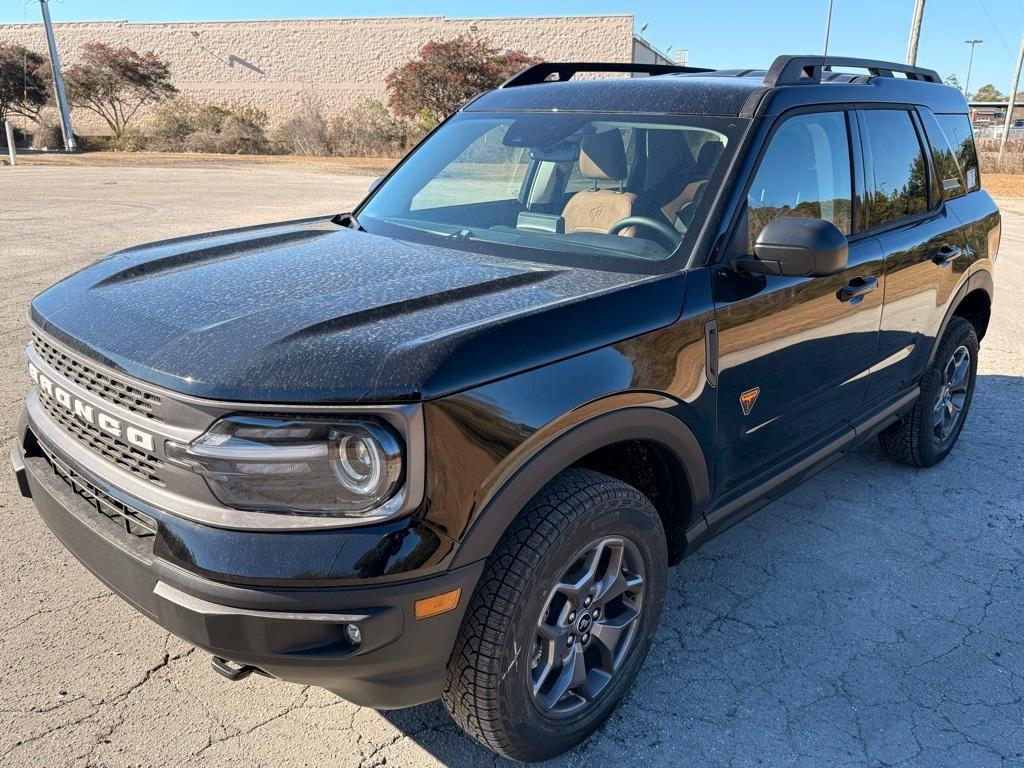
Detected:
left=732, top=217, right=848, bottom=277
left=530, top=141, right=580, bottom=163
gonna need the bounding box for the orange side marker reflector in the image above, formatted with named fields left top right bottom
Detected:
left=415, top=588, right=462, bottom=620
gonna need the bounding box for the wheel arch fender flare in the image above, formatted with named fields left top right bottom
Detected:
left=449, top=397, right=711, bottom=569
left=927, top=269, right=993, bottom=368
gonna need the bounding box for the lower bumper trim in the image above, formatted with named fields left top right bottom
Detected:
left=17, top=427, right=484, bottom=709
left=11, top=445, right=31, bottom=498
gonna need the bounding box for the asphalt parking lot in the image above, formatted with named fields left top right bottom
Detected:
left=1, top=163, right=1022, bottom=768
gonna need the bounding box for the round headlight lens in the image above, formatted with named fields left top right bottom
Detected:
left=171, top=415, right=404, bottom=515
left=330, top=432, right=383, bottom=495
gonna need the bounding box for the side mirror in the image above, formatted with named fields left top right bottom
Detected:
left=732, top=217, right=848, bottom=277
left=368, top=176, right=384, bottom=194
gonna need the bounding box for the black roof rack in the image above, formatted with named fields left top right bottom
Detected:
left=764, top=55, right=942, bottom=87
left=501, top=62, right=715, bottom=88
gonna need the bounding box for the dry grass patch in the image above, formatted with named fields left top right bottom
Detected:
left=6, top=150, right=398, bottom=175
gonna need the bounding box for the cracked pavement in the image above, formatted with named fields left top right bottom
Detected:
left=1, top=163, right=1022, bottom=767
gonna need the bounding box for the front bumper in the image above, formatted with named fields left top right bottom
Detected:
left=12, top=420, right=484, bottom=710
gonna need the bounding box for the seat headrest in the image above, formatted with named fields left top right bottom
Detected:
left=697, top=140, right=724, bottom=174
left=579, top=131, right=628, bottom=182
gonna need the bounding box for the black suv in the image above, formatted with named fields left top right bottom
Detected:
left=12, top=56, right=999, bottom=761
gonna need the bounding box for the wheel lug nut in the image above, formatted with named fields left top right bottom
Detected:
left=584, top=596, right=592, bottom=607
left=592, top=608, right=600, bottom=619
left=567, top=612, right=576, bottom=622
left=567, top=634, right=575, bottom=646
left=582, top=632, right=591, bottom=644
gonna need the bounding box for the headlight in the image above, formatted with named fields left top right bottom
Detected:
left=167, top=415, right=403, bottom=516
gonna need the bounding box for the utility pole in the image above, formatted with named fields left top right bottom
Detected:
left=39, top=0, right=76, bottom=152
left=5, top=120, right=17, bottom=166
left=823, top=0, right=835, bottom=56
left=964, top=39, right=983, bottom=98
left=906, top=0, right=927, bottom=66
left=999, top=35, right=1024, bottom=163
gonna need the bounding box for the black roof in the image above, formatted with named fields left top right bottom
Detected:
left=465, top=56, right=969, bottom=118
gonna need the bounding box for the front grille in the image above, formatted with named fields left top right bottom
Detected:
left=40, top=393, right=166, bottom=486
left=32, top=332, right=163, bottom=421
left=36, top=437, right=157, bottom=538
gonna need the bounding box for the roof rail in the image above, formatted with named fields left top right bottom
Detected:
left=764, top=55, right=942, bottom=87
left=501, top=62, right=715, bottom=88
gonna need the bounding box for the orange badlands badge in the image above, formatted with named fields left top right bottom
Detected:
left=739, top=387, right=760, bottom=416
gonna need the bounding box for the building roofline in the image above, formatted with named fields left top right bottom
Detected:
left=632, top=34, right=674, bottom=65
left=0, top=13, right=635, bottom=27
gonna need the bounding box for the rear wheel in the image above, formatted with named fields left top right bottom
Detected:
left=879, top=316, right=979, bottom=467
left=442, top=468, right=667, bottom=762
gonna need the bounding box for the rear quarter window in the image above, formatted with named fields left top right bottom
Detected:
left=935, top=114, right=980, bottom=193
left=920, top=110, right=967, bottom=200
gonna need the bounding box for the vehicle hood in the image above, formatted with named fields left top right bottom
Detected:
left=30, top=217, right=685, bottom=403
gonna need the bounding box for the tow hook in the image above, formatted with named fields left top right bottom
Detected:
left=211, top=656, right=255, bottom=681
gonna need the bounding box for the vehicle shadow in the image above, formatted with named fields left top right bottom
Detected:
left=375, top=374, right=1024, bottom=767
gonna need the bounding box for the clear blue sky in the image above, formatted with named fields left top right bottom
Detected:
left=2, top=0, right=1024, bottom=96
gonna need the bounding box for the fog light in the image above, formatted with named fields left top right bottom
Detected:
left=345, top=623, right=362, bottom=646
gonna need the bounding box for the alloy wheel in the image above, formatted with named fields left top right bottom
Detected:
left=933, top=344, right=971, bottom=445
left=529, top=536, right=646, bottom=718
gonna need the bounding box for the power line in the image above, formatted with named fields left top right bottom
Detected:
left=977, top=0, right=1017, bottom=62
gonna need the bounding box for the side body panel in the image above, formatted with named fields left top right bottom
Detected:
left=429, top=270, right=718, bottom=565
left=710, top=237, right=884, bottom=495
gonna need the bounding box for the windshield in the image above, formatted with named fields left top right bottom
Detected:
left=358, top=111, right=747, bottom=271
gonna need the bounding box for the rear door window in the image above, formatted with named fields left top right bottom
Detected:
left=860, top=109, right=929, bottom=227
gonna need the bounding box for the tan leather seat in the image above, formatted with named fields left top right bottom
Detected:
left=563, top=131, right=637, bottom=237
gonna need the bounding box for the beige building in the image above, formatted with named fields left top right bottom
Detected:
left=0, top=14, right=672, bottom=134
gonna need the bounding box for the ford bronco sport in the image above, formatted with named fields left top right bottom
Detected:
left=12, top=56, right=999, bottom=761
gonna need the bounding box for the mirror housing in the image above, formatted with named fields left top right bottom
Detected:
left=733, top=217, right=848, bottom=277
left=368, top=176, right=384, bottom=194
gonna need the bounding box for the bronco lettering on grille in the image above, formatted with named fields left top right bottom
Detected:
left=29, top=362, right=156, bottom=452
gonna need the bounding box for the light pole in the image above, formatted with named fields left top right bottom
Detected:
left=964, top=39, right=983, bottom=99
left=823, top=0, right=835, bottom=56
left=39, top=0, right=76, bottom=151
left=906, top=0, right=927, bottom=65
left=998, top=35, right=1024, bottom=163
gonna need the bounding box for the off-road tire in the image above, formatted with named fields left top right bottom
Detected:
left=879, top=316, right=979, bottom=467
left=442, top=468, right=667, bottom=762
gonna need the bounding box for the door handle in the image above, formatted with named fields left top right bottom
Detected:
left=837, top=276, right=879, bottom=303
left=932, top=244, right=961, bottom=266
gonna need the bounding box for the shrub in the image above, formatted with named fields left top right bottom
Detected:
left=328, top=99, right=407, bottom=157
left=271, top=96, right=329, bottom=156
left=150, top=98, right=268, bottom=154
left=110, top=130, right=147, bottom=152
left=30, top=122, right=63, bottom=150
left=0, top=124, right=30, bottom=148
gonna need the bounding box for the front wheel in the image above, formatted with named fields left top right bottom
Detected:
left=879, top=316, right=979, bottom=467
left=442, top=468, right=667, bottom=762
